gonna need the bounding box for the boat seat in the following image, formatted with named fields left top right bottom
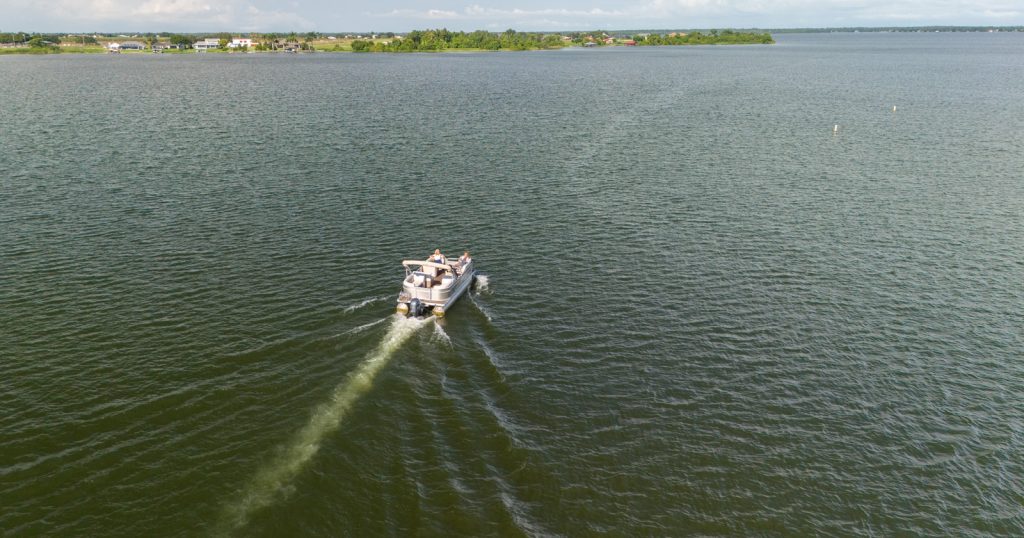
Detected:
left=412, top=273, right=433, bottom=287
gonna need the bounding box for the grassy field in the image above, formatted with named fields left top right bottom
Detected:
left=311, top=38, right=394, bottom=52
left=61, top=45, right=107, bottom=53
left=0, top=47, right=59, bottom=55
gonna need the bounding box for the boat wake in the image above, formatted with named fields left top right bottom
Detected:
left=219, top=314, right=431, bottom=533
left=469, top=295, right=494, bottom=322
left=343, top=295, right=388, bottom=314
left=473, top=274, right=491, bottom=294
left=337, top=317, right=390, bottom=337
left=431, top=321, right=452, bottom=347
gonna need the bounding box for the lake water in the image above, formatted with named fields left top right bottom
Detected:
left=1, top=32, right=1022, bottom=536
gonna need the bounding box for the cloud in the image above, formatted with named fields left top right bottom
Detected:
left=981, top=9, right=1021, bottom=18
left=372, top=3, right=634, bottom=28
left=373, top=0, right=1024, bottom=28
left=642, top=0, right=1024, bottom=22
left=369, top=1, right=792, bottom=25
left=379, top=5, right=628, bottom=20
left=642, top=0, right=862, bottom=16
left=6, top=0, right=1024, bottom=32
left=15, top=0, right=312, bottom=30
left=52, top=0, right=227, bottom=22
left=427, top=9, right=459, bottom=18
left=133, top=0, right=216, bottom=17
left=461, top=5, right=630, bottom=18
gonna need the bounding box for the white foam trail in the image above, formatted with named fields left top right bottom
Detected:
left=220, top=315, right=430, bottom=533
left=469, top=295, right=494, bottom=322
left=431, top=322, right=452, bottom=347
left=343, top=295, right=387, bottom=313
left=473, top=274, right=490, bottom=294
left=337, top=317, right=389, bottom=337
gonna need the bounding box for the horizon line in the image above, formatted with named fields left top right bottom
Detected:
left=6, top=24, right=1024, bottom=35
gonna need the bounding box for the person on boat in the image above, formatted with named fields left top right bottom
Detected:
left=430, top=249, right=447, bottom=264
left=451, top=251, right=471, bottom=275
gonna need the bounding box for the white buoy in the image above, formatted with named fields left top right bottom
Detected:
left=892, top=105, right=897, bottom=112
left=833, top=124, right=839, bottom=133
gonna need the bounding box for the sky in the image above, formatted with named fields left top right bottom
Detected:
left=3, top=0, right=1022, bottom=33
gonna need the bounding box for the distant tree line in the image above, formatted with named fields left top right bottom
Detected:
left=0, top=32, right=28, bottom=43
left=1, top=32, right=65, bottom=45
left=349, top=28, right=773, bottom=52
left=352, top=29, right=565, bottom=52
left=636, top=30, right=774, bottom=45
left=768, top=26, right=1024, bottom=33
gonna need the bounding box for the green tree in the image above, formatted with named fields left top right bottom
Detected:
left=27, top=35, right=56, bottom=48
left=1, top=32, right=28, bottom=44
left=169, top=34, right=192, bottom=47
left=356, top=28, right=570, bottom=53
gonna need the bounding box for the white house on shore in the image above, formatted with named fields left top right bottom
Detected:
left=194, top=38, right=220, bottom=52
left=228, top=38, right=253, bottom=48
left=108, top=41, right=145, bottom=52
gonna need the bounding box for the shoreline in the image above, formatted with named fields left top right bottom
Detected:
left=1, top=29, right=773, bottom=55
left=0, top=43, right=776, bottom=56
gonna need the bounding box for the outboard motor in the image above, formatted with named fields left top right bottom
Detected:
left=409, top=298, right=423, bottom=317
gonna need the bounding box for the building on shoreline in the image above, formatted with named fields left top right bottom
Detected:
left=194, top=38, right=220, bottom=52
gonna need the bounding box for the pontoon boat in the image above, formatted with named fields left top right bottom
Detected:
left=396, top=256, right=475, bottom=317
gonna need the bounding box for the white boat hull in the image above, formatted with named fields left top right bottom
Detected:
left=397, top=259, right=475, bottom=317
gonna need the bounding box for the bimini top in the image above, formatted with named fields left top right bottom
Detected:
left=402, top=260, right=453, bottom=271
